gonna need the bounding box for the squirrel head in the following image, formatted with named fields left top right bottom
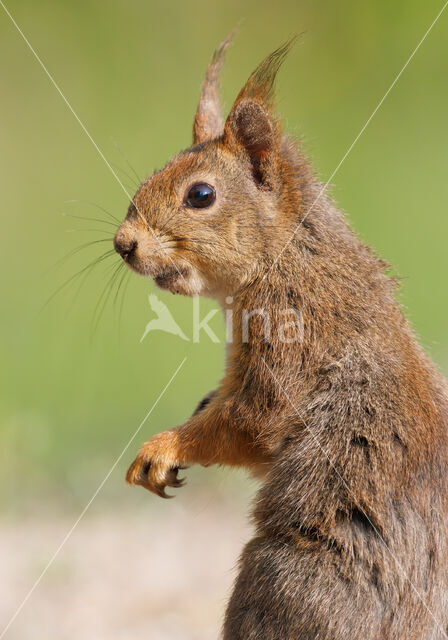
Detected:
left=114, top=34, right=298, bottom=299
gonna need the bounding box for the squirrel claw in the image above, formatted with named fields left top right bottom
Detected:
left=166, top=476, right=186, bottom=489
left=155, top=486, right=174, bottom=499
left=125, top=431, right=187, bottom=498
left=165, top=467, right=186, bottom=488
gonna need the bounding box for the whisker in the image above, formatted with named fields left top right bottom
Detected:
left=110, top=161, right=140, bottom=189
left=50, top=238, right=112, bottom=271
left=158, top=209, right=179, bottom=235
left=112, top=138, right=142, bottom=185
left=42, top=249, right=116, bottom=311
left=65, top=199, right=121, bottom=224
left=113, top=265, right=129, bottom=310
left=65, top=228, right=115, bottom=236
left=113, top=266, right=129, bottom=342
left=66, top=255, right=118, bottom=315
left=118, top=270, right=131, bottom=329
left=91, top=260, right=122, bottom=324
left=61, top=212, right=117, bottom=228
left=91, top=260, right=125, bottom=335
left=69, top=259, right=107, bottom=312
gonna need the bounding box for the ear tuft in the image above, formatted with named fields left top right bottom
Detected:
left=236, top=35, right=298, bottom=107
left=193, top=28, right=237, bottom=144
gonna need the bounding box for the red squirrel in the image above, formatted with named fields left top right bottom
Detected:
left=114, top=33, right=448, bottom=640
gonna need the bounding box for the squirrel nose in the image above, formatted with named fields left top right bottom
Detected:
left=114, top=234, right=138, bottom=261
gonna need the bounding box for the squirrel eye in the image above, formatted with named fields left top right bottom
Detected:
left=185, top=183, right=215, bottom=209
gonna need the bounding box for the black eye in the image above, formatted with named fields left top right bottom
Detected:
left=185, top=183, right=215, bottom=209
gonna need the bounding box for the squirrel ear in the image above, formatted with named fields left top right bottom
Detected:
left=193, top=29, right=236, bottom=145
left=224, top=99, right=277, bottom=189
left=222, top=37, right=297, bottom=190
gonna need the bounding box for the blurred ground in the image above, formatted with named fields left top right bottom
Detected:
left=0, top=491, right=252, bottom=640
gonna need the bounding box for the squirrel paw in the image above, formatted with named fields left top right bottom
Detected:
left=126, top=430, right=187, bottom=498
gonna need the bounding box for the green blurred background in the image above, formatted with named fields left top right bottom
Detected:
left=1, top=1, right=448, bottom=637
left=0, top=0, right=447, bottom=524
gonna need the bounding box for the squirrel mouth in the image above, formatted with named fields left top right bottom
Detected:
left=154, top=266, right=189, bottom=289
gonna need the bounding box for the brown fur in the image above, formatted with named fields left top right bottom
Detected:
left=114, top=35, right=448, bottom=639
